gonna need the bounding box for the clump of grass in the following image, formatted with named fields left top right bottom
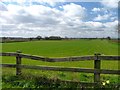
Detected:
left=2, top=73, right=119, bottom=89
left=2, top=74, right=82, bottom=89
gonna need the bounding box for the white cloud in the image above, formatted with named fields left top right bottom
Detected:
left=63, top=3, right=86, bottom=20
left=85, top=21, right=103, bottom=28
left=92, top=8, right=101, bottom=12
left=0, top=2, right=118, bottom=38
left=2, top=0, right=58, bottom=7
left=94, top=14, right=112, bottom=21
left=38, top=0, right=57, bottom=6
left=1, top=3, right=85, bottom=37
left=103, top=20, right=118, bottom=29
left=101, top=0, right=119, bottom=8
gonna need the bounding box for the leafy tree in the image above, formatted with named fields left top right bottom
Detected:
left=36, top=36, right=42, bottom=40
left=107, top=36, right=111, bottom=40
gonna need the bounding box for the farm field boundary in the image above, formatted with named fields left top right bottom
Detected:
left=0, top=51, right=120, bottom=88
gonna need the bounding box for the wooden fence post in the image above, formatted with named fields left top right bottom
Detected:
left=16, top=50, right=22, bottom=76
left=94, top=53, right=101, bottom=83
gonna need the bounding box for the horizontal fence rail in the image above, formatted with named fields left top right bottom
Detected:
left=0, top=51, right=120, bottom=86
left=1, top=64, right=120, bottom=75
left=0, top=52, right=120, bottom=62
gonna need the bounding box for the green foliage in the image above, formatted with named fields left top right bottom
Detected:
left=2, top=74, right=119, bottom=89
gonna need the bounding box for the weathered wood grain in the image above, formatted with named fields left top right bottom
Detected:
left=19, top=54, right=47, bottom=61
left=94, top=54, right=101, bottom=83
left=0, top=52, right=120, bottom=61
left=49, top=56, right=95, bottom=62
left=0, top=64, right=16, bottom=67
left=1, top=64, right=120, bottom=75
left=99, top=56, right=120, bottom=60
left=0, top=52, right=17, bottom=56
left=16, top=51, right=22, bottom=75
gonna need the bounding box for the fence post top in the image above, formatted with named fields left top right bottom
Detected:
left=94, top=53, right=101, bottom=56
left=16, top=50, right=22, bottom=53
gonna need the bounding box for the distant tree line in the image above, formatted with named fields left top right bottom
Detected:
left=1, top=36, right=119, bottom=43
left=30, top=36, right=62, bottom=40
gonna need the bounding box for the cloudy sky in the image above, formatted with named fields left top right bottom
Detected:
left=0, top=0, right=119, bottom=38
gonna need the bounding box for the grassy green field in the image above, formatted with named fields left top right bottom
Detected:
left=2, top=39, right=119, bottom=57
left=2, top=39, right=119, bottom=69
left=1, top=39, right=119, bottom=87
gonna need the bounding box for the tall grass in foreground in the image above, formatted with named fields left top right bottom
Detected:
left=2, top=67, right=119, bottom=89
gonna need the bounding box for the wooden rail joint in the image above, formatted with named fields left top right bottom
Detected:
left=94, top=53, right=101, bottom=60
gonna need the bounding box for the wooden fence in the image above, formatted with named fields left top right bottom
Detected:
left=0, top=51, right=120, bottom=86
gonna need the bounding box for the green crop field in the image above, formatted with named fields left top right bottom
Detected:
left=2, top=39, right=119, bottom=68
left=2, top=39, right=119, bottom=57
left=2, top=39, right=119, bottom=69
left=1, top=39, right=119, bottom=88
